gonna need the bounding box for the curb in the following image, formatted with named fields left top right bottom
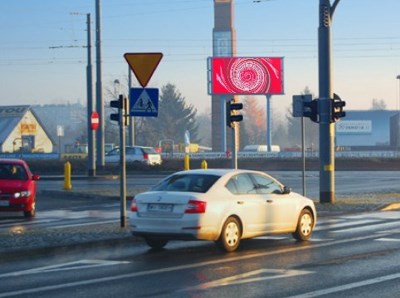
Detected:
left=0, top=236, right=137, bottom=263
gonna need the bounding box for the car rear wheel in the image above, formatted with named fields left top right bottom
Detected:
left=216, top=217, right=241, bottom=252
left=144, top=237, right=168, bottom=250
left=292, top=209, right=314, bottom=241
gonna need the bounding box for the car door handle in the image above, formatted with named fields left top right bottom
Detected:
left=266, top=200, right=273, bottom=203
left=237, top=201, right=244, bottom=205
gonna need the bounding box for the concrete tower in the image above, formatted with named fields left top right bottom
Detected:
left=212, top=0, right=237, bottom=152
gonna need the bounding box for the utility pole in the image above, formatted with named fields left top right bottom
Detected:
left=318, top=0, right=341, bottom=203
left=86, top=13, right=96, bottom=177
left=95, top=0, right=105, bottom=168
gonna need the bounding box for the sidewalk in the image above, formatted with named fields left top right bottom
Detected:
left=1, top=187, right=400, bottom=258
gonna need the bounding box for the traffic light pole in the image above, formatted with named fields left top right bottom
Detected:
left=118, top=95, right=127, bottom=227
left=318, top=0, right=341, bottom=203
left=231, top=123, right=238, bottom=169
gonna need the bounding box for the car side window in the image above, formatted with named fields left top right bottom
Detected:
left=225, top=179, right=238, bottom=194
left=230, top=174, right=257, bottom=194
left=251, top=173, right=282, bottom=194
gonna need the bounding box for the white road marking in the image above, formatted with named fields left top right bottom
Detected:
left=375, top=237, right=400, bottom=242
left=179, top=269, right=313, bottom=292
left=0, top=259, right=130, bottom=278
left=48, top=219, right=118, bottom=229
left=255, top=236, right=288, bottom=240
left=314, top=219, right=381, bottom=231
left=286, top=272, right=400, bottom=298
left=332, top=221, right=400, bottom=233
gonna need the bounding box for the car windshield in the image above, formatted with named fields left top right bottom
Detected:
left=151, top=174, right=220, bottom=193
left=0, top=164, right=28, bottom=180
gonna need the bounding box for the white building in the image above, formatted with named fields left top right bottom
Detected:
left=0, top=105, right=54, bottom=153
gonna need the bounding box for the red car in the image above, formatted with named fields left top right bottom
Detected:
left=0, top=159, right=40, bottom=217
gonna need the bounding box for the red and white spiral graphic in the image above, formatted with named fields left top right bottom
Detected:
left=228, top=58, right=270, bottom=93
left=211, top=57, right=284, bottom=95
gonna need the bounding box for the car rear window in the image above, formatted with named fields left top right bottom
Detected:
left=151, top=174, right=220, bottom=193
left=141, top=147, right=157, bottom=154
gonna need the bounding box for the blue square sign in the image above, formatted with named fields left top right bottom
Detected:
left=129, top=88, right=159, bottom=117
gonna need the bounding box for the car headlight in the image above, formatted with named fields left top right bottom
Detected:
left=13, top=191, right=31, bottom=198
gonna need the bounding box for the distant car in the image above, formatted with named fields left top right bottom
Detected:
left=129, top=169, right=317, bottom=252
left=105, top=146, right=162, bottom=165
left=0, top=159, right=40, bottom=218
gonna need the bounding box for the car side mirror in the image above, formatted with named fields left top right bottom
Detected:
left=282, top=186, right=291, bottom=194
left=32, top=175, right=40, bottom=181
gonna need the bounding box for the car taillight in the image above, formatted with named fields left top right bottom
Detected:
left=185, top=200, right=206, bottom=214
left=143, top=153, right=149, bottom=160
left=130, top=198, right=138, bottom=212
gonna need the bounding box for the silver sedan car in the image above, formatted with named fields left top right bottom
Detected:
left=129, top=169, right=317, bottom=252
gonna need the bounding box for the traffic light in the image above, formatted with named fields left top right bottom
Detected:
left=110, top=97, right=121, bottom=122
left=331, top=93, right=346, bottom=123
left=226, top=98, right=243, bottom=128
left=110, top=95, right=128, bottom=125
left=303, top=99, right=319, bottom=123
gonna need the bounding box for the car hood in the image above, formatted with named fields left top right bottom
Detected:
left=0, top=180, right=32, bottom=193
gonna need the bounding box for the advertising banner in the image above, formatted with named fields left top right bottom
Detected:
left=209, top=57, right=284, bottom=95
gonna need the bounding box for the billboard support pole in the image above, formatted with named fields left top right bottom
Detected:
left=221, top=96, right=227, bottom=153
left=266, top=94, right=272, bottom=151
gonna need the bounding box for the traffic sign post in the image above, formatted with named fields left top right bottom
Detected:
left=116, top=53, right=163, bottom=227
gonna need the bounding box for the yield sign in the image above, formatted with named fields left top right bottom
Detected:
left=124, top=52, right=163, bottom=87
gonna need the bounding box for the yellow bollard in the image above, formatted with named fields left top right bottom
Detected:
left=201, top=160, right=208, bottom=169
left=64, top=161, right=72, bottom=190
left=184, top=154, right=190, bottom=170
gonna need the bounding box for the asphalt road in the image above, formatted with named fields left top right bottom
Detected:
left=37, top=170, right=400, bottom=199
left=1, top=171, right=399, bottom=297
left=0, top=210, right=399, bottom=297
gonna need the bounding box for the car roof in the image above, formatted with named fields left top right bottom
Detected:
left=172, top=168, right=262, bottom=177
left=0, top=158, right=27, bottom=165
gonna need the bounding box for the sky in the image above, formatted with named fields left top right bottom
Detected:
left=1, top=0, right=400, bottom=118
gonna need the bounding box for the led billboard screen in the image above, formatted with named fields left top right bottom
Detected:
left=209, top=57, right=284, bottom=95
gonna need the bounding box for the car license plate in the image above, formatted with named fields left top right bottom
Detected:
left=0, top=200, right=9, bottom=207
left=147, top=203, right=173, bottom=212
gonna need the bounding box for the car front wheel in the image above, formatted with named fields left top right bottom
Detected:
left=24, top=204, right=36, bottom=218
left=216, top=217, right=241, bottom=252
left=292, top=209, right=314, bottom=241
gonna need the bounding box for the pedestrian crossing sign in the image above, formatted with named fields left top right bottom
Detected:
left=129, top=88, right=159, bottom=117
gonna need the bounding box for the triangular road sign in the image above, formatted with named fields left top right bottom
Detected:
left=124, top=53, right=163, bottom=87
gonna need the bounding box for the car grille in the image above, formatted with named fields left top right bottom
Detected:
left=0, top=193, right=12, bottom=199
